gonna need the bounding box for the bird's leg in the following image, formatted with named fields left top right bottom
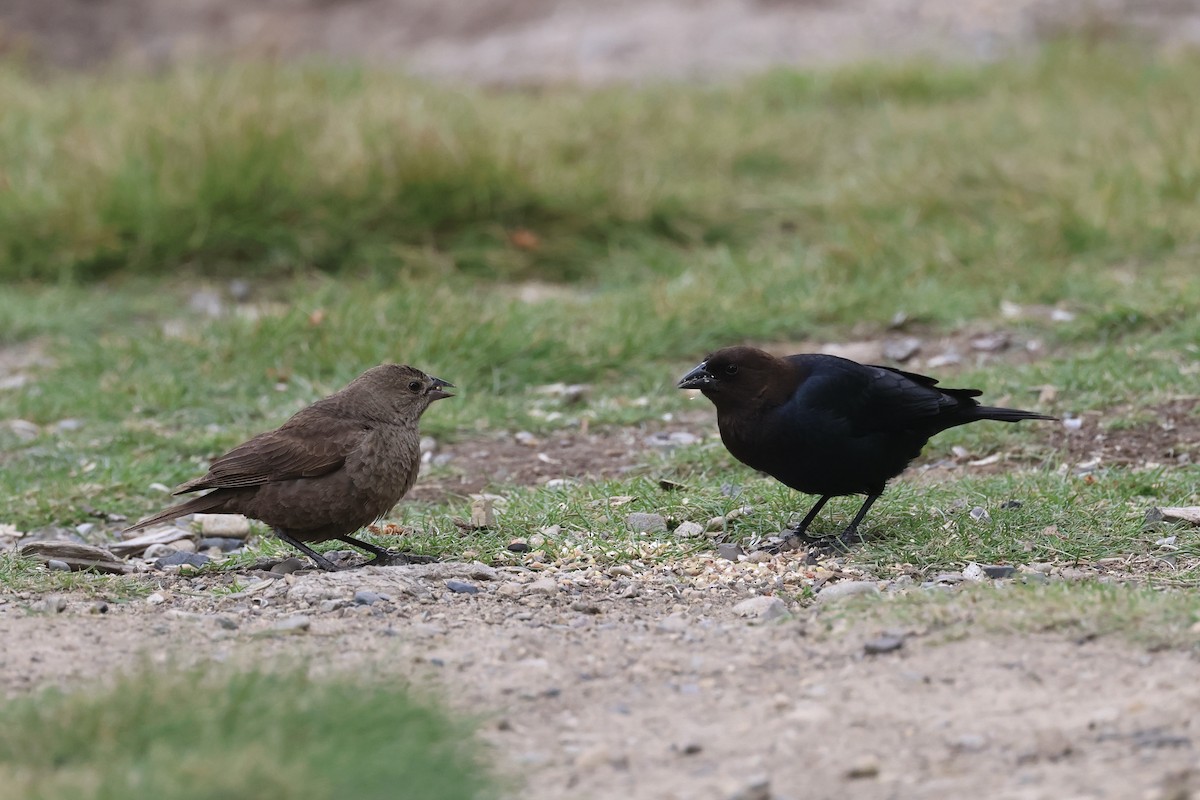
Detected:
left=273, top=528, right=341, bottom=572
left=336, top=534, right=436, bottom=566
left=765, top=495, right=833, bottom=552
left=836, top=493, right=882, bottom=546
left=792, top=495, right=832, bottom=538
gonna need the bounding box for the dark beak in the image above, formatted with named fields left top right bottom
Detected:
left=427, top=377, right=455, bottom=401
left=677, top=362, right=713, bottom=390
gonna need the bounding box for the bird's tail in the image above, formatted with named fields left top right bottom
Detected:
left=123, top=492, right=229, bottom=534
left=974, top=406, right=1058, bottom=423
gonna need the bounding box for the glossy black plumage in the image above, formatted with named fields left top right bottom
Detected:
left=678, top=345, right=1055, bottom=543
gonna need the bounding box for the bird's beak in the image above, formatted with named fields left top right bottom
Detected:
left=427, top=377, right=455, bottom=401
left=677, top=362, right=713, bottom=390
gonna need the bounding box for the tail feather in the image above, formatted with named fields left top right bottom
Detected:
left=123, top=492, right=229, bottom=534
left=974, top=406, right=1058, bottom=423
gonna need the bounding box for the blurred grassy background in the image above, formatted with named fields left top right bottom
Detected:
left=1, top=43, right=1197, bottom=546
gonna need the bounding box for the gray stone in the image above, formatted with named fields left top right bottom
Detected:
left=47, top=560, right=70, bottom=572
left=353, top=590, right=386, bottom=606
left=625, top=512, right=668, bottom=533
left=982, top=564, right=1017, bottom=579
left=507, top=539, right=531, bottom=553
left=728, top=777, right=772, bottom=800
left=674, top=520, right=705, bottom=538
left=193, top=513, right=252, bottom=538
left=153, top=551, right=210, bottom=570
left=732, top=596, right=787, bottom=620
left=817, top=580, right=879, bottom=603
left=271, top=615, right=312, bottom=634
left=882, top=336, right=921, bottom=362
left=198, top=537, right=244, bottom=552
left=445, top=579, right=479, bottom=595
left=143, top=544, right=175, bottom=560
left=864, top=634, right=905, bottom=655
left=270, top=557, right=308, bottom=575
left=40, top=596, right=67, bottom=614
left=526, top=578, right=559, bottom=596
left=716, top=543, right=744, bottom=561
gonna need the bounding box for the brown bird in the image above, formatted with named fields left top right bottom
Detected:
left=125, top=364, right=453, bottom=571
left=678, top=346, right=1055, bottom=545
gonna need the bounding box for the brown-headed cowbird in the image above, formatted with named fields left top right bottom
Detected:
left=678, top=346, right=1055, bottom=544
left=125, top=364, right=453, bottom=570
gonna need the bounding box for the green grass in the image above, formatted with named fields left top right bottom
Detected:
left=0, top=553, right=150, bottom=599
left=0, top=668, right=493, bottom=800
left=1, top=43, right=1198, bottom=594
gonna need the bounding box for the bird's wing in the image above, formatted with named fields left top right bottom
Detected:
left=787, top=355, right=977, bottom=432
left=858, top=365, right=979, bottom=428
left=174, top=420, right=363, bottom=494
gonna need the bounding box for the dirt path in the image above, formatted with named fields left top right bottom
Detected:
left=3, top=563, right=1198, bottom=800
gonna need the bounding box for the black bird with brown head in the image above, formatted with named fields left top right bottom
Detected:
left=679, top=345, right=1055, bottom=545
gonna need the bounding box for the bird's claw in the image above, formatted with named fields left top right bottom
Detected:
left=365, top=551, right=437, bottom=567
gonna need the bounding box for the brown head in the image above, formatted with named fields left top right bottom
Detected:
left=335, top=363, right=454, bottom=423
left=676, top=346, right=800, bottom=414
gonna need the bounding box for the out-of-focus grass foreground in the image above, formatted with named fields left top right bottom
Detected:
left=1, top=40, right=1199, bottom=800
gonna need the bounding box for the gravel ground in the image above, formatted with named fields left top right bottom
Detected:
left=4, top=4, right=1200, bottom=796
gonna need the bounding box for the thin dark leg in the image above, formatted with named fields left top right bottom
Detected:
left=336, top=534, right=436, bottom=566
left=837, top=493, right=882, bottom=545
left=764, top=495, right=833, bottom=553
left=793, top=495, right=832, bottom=537
left=273, top=528, right=340, bottom=572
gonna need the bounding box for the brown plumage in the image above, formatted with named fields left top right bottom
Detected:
left=125, top=364, right=453, bottom=570
left=678, top=346, right=1055, bottom=545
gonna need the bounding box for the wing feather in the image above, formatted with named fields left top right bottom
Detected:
left=173, top=418, right=364, bottom=494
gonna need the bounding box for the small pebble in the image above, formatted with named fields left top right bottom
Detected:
left=146, top=592, right=167, bottom=605
left=271, top=615, right=311, bottom=634
left=215, top=616, right=238, bottom=630
left=198, top=537, right=244, bottom=553
left=446, top=580, right=479, bottom=595
left=983, top=564, right=1017, bottom=579
left=526, top=578, right=559, bottom=596
left=625, top=512, right=668, bottom=533
left=732, top=596, right=787, bottom=620
left=673, top=521, right=705, bottom=538
left=507, top=540, right=531, bottom=553
left=154, top=551, right=210, bottom=570
left=40, top=596, right=67, bottom=614
left=817, top=581, right=879, bottom=603
left=864, top=634, right=905, bottom=655
left=270, top=557, right=308, bottom=575
left=90, top=601, right=109, bottom=614
left=716, top=543, right=744, bottom=562
left=728, top=778, right=772, bottom=800
left=354, top=590, right=386, bottom=606
left=46, top=559, right=70, bottom=572
left=969, top=506, right=991, bottom=523
left=193, top=513, right=252, bottom=538
left=844, top=757, right=881, bottom=779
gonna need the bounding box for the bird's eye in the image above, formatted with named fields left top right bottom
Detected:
left=724, top=364, right=739, bottom=376
left=408, top=380, right=422, bottom=392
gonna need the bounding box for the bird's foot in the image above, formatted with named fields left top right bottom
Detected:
left=764, top=526, right=864, bottom=557
left=365, top=550, right=438, bottom=567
